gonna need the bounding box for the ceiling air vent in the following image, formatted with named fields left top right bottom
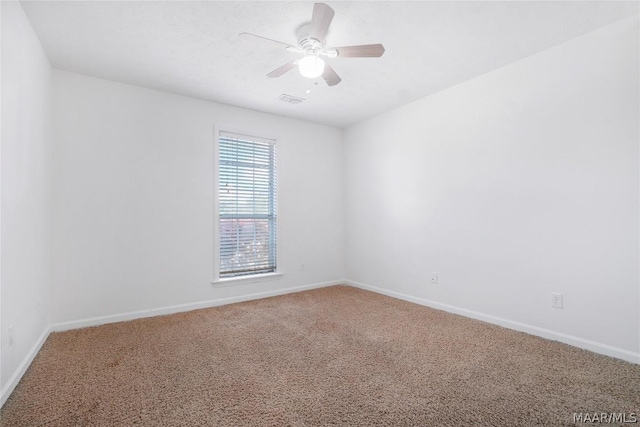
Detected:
left=277, top=94, right=305, bottom=104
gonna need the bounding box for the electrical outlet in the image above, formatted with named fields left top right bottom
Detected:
left=430, top=272, right=438, bottom=284
left=300, top=263, right=305, bottom=272
left=552, top=293, right=563, bottom=309
left=8, top=325, right=14, bottom=346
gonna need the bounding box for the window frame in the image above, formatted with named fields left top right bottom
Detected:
left=212, top=128, right=282, bottom=285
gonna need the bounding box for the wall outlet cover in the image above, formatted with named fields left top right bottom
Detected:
left=552, top=293, right=563, bottom=309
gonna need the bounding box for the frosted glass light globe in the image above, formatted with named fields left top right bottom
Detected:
left=299, top=55, right=325, bottom=79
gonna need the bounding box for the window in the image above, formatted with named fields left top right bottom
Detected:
left=218, top=131, right=277, bottom=278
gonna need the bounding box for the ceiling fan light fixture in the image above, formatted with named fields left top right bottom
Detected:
left=299, top=55, right=325, bottom=79
left=246, top=2, right=384, bottom=86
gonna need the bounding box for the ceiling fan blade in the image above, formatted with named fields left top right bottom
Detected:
left=267, top=61, right=298, bottom=78
left=309, top=3, right=335, bottom=41
left=239, top=32, right=297, bottom=51
left=333, top=44, right=386, bottom=58
left=322, top=63, right=342, bottom=86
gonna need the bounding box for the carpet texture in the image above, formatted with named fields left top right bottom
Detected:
left=1, top=285, right=638, bottom=426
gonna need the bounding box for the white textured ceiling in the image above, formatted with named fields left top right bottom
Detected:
left=21, top=1, right=639, bottom=128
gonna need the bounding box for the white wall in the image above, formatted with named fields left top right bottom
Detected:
left=1, top=1, right=53, bottom=394
left=344, top=15, right=640, bottom=361
left=51, top=70, right=344, bottom=325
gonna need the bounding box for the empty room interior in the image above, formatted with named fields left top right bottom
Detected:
left=1, top=0, right=639, bottom=425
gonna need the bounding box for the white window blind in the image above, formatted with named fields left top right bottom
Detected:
left=218, top=131, right=277, bottom=278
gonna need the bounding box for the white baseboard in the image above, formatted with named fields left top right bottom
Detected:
left=345, top=280, right=640, bottom=364
left=0, top=326, right=50, bottom=408
left=50, top=280, right=342, bottom=332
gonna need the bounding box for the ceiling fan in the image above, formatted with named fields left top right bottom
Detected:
left=240, top=3, right=385, bottom=87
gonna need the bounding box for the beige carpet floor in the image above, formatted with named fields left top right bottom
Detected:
left=1, top=285, right=638, bottom=426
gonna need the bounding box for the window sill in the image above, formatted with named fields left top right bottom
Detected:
left=211, top=272, right=283, bottom=287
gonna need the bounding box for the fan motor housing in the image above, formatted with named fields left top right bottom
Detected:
left=296, top=23, right=325, bottom=55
